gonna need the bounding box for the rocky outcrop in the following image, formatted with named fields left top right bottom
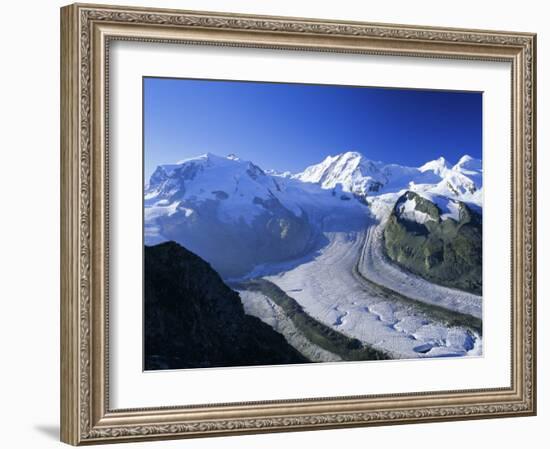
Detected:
left=144, top=241, right=309, bottom=370
left=383, top=191, right=482, bottom=295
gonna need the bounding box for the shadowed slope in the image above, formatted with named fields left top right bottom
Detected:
left=144, top=241, right=309, bottom=370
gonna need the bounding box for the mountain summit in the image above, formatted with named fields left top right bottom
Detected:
left=419, top=156, right=451, bottom=176
left=295, top=151, right=387, bottom=195
left=296, top=151, right=482, bottom=201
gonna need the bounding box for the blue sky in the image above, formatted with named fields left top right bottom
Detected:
left=144, top=77, right=482, bottom=179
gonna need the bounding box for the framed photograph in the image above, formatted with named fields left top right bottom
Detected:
left=60, top=3, right=537, bottom=445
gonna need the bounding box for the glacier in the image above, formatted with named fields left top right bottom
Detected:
left=144, top=150, right=483, bottom=360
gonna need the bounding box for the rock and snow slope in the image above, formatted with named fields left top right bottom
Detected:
left=145, top=152, right=371, bottom=277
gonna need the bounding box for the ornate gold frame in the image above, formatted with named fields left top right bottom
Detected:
left=60, top=2, right=537, bottom=445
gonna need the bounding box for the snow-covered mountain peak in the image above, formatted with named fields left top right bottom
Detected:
left=160, top=152, right=231, bottom=175
left=419, top=156, right=451, bottom=176
left=297, top=151, right=358, bottom=180
left=145, top=151, right=275, bottom=204
left=295, top=151, right=386, bottom=195
left=338, top=150, right=363, bottom=162
left=171, top=152, right=246, bottom=167
left=456, top=154, right=474, bottom=164
left=152, top=152, right=265, bottom=180
left=295, top=150, right=483, bottom=206
left=453, top=154, right=482, bottom=174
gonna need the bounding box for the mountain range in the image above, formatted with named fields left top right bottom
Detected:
left=144, top=151, right=482, bottom=279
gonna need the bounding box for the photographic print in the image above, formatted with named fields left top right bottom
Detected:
left=143, top=77, right=483, bottom=371
left=61, top=5, right=536, bottom=443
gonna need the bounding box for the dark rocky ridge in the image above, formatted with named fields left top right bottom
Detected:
left=144, top=241, right=309, bottom=370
